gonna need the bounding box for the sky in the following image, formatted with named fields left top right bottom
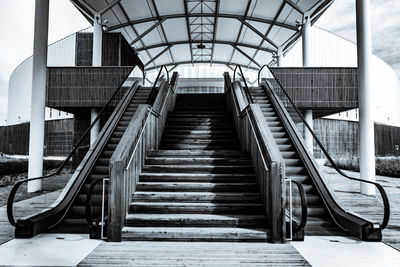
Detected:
left=0, top=0, right=399, bottom=125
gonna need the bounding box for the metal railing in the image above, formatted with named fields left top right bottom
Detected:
left=85, top=178, right=109, bottom=240
left=266, top=66, right=390, bottom=231
left=233, top=65, right=254, bottom=104
left=286, top=178, right=308, bottom=241
left=258, top=64, right=269, bottom=85
left=7, top=66, right=137, bottom=227
left=146, top=65, right=169, bottom=106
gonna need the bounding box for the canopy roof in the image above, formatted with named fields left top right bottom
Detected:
left=71, top=0, right=333, bottom=72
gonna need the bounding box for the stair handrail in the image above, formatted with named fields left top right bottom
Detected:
left=226, top=73, right=308, bottom=240
left=84, top=72, right=180, bottom=239
left=146, top=65, right=169, bottom=106
left=225, top=72, right=288, bottom=242
left=233, top=65, right=254, bottom=104
left=7, top=67, right=137, bottom=227
left=258, top=64, right=269, bottom=85
left=266, top=66, right=390, bottom=231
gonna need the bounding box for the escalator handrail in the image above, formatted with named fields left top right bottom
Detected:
left=85, top=178, right=105, bottom=229
left=233, top=65, right=254, bottom=104
left=146, top=65, right=169, bottom=106
left=266, top=67, right=390, bottom=231
left=289, top=179, right=308, bottom=230
left=7, top=67, right=137, bottom=227
left=257, top=64, right=269, bottom=85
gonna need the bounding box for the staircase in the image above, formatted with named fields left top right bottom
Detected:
left=58, top=86, right=152, bottom=232
left=122, top=94, right=271, bottom=241
left=250, top=87, right=344, bottom=236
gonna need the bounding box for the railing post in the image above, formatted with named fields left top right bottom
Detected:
left=270, top=161, right=286, bottom=243
left=108, top=160, right=124, bottom=242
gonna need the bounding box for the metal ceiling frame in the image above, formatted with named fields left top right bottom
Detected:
left=136, top=40, right=275, bottom=53
left=105, top=13, right=298, bottom=32
left=71, top=0, right=333, bottom=72
left=145, top=60, right=259, bottom=72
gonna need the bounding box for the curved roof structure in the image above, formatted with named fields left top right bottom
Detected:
left=71, top=0, right=333, bottom=72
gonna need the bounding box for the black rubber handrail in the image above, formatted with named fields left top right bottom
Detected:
left=7, top=67, right=136, bottom=227
left=146, top=65, right=169, bottom=106
left=85, top=178, right=107, bottom=229
left=258, top=64, right=269, bottom=85
left=233, top=65, right=254, bottom=104
left=267, top=66, right=390, bottom=230
left=289, top=179, right=308, bottom=230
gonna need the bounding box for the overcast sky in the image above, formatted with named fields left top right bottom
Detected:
left=0, top=0, right=399, bottom=125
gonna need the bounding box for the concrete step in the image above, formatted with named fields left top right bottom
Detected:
left=140, top=173, right=256, bottom=183
left=121, top=227, right=271, bottom=241
left=125, top=214, right=267, bottom=227
left=129, top=202, right=265, bottom=214
left=145, top=157, right=251, bottom=165
left=136, top=182, right=258, bottom=192
left=132, top=192, right=261, bottom=203
left=147, top=150, right=247, bottom=157
left=141, top=165, right=255, bottom=174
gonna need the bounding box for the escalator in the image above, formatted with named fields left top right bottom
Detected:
left=245, top=81, right=387, bottom=241
left=12, top=82, right=152, bottom=237
left=250, top=86, right=342, bottom=236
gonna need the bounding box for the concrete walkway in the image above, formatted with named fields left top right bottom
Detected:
left=0, top=167, right=399, bottom=266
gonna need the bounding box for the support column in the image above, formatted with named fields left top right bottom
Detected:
left=27, top=0, right=50, bottom=192
left=302, top=15, right=313, bottom=155
left=277, top=47, right=284, bottom=67
left=356, top=0, right=375, bottom=195
left=304, top=110, right=313, bottom=153
left=90, top=109, right=100, bottom=146
left=91, top=13, right=102, bottom=147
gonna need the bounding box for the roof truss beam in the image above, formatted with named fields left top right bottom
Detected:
left=238, top=18, right=278, bottom=49
left=229, top=0, right=252, bottom=65
left=106, top=13, right=298, bottom=32
left=145, top=60, right=259, bottom=72
left=232, top=45, right=261, bottom=68
left=130, top=18, right=166, bottom=46
left=211, top=0, right=220, bottom=63
left=283, top=0, right=305, bottom=15
left=183, top=0, right=194, bottom=63
left=99, top=0, right=121, bottom=15
left=135, top=40, right=275, bottom=53
left=144, top=45, right=173, bottom=67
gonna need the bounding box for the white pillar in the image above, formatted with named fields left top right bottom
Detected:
left=90, top=109, right=100, bottom=146
left=27, top=0, right=50, bottom=193
left=91, top=13, right=102, bottom=146
left=277, top=47, right=284, bottom=67
left=356, top=0, right=375, bottom=195
left=304, top=110, right=313, bottom=153
left=302, top=15, right=313, bottom=155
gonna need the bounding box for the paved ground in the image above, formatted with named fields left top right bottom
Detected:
left=79, top=241, right=310, bottom=266
left=0, top=168, right=72, bottom=207
left=319, top=166, right=400, bottom=248
left=0, top=165, right=399, bottom=266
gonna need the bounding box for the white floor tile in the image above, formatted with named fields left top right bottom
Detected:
left=0, top=234, right=101, bottom=266
left=292, top=236, right=400, bottom=267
